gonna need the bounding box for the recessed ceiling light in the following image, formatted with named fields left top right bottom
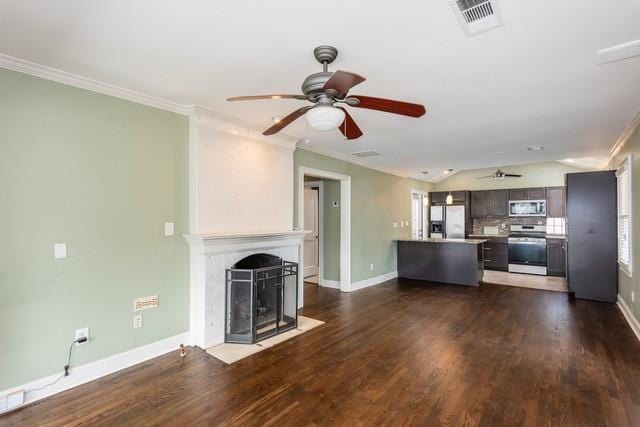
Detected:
left=272, top=116, right=283, bottom=123
left=443, top=169, right=453, bottom=174
left=229, top=129, right=239, bottom=135
left=271, top=96, right=282, bottom=99
left=526, top=146, right=544, bottom=152
left=565, top=158, right=575, bottom=163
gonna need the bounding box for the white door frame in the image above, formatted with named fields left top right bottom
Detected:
left=411, top=189, right=429, bottom=240
left=304, top=181, right=324, bottom=283
left=298, top=167, right=351, bottom=305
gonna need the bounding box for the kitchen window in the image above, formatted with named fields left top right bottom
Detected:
left=616, top=155, right=633, bottom=276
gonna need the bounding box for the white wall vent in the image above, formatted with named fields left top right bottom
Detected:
left=449, top=0, right=503, bottom=36
left=351, top=150, right=380, bottom=158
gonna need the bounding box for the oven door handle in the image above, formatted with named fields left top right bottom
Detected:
left=508, top=241, right=546, bottom=246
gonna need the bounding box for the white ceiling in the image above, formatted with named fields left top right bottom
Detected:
left=1, top=0, right=640, bottom=182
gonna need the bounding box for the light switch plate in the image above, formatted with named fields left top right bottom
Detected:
left=164, top=222, right=174, bottom=236
left=393, top=222, right=398, bottom=228
left=75, top=327, right=89, bottom=345
left=54, top=243, right=67, bottom=259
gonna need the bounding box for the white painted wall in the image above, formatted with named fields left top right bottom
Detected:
left=189, top=109, right=294, bottom=234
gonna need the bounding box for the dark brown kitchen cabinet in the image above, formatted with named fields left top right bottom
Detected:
left=527, top=187, right=546, bottom=200
left=508, top=188, right=527, bottom=201
left=483, top=239, right=508, bottom=271
left=508, top=187, right=546, bottom=201
left=430, top=192, right=446, bottom=205
left=471, top=191, right=489, bottom=218
left=430, top=191, right=467, bottom=205
left=546, top=239, right=566, bottom=277
left=471, top=190, right=507, bottom=218
left=546, top=186, right=566, bottom=217
left=488, top=190, right=508, bottom=216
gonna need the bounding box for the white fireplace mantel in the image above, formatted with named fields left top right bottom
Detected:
left=184, top=230, right=309, bottom=349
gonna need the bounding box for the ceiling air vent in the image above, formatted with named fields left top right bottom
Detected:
left=351, top=150, right=380, bottom=158
left=449, top=0, right=503, bottom=36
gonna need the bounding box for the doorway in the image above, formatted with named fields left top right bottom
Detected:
left=303, top=182, right=321, bottom=283
left=297, top=167, right=351, bottom=307
left=411, top=190, right=429, bottom=240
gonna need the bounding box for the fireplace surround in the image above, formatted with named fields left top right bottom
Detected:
left=184, top=230, right=307, bottom=349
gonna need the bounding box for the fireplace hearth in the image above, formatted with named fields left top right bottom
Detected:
left=225, top=253, right=298, bottom=344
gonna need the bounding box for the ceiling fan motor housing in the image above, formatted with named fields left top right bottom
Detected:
left=301, top=72, right=333, bottom=97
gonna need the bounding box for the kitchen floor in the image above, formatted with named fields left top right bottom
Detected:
left=483, top=270, right=568, bottom=292
left=4, top=280, right=639, bottom=426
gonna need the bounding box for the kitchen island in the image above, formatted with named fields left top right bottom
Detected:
left=396, top=238, right=486, bottom=286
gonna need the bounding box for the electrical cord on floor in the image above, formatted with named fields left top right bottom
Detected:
left=24, top=336, right=88, bottom=395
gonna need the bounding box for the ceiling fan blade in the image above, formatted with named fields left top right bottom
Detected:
left=504, top=174, right=523, bottom=177
left=349, top=95, right=426, bottom=117
left=227, top=94, right=307, bottom=101
left=323, top=70, right=366, bottom=97
left=262, top=106, right=313, bottom=136
left=337, top=107, right=363, bottom=140
left=477, top=175, right=494, bottom=179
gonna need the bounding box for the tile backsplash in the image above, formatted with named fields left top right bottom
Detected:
left=472, top=217, right=545, bottom=236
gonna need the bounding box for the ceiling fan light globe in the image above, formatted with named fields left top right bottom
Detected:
left=306, top=106, right=345, bottom=132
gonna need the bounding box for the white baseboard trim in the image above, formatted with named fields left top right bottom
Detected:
left=0, top=332, right=190, bottom=414
left=618, top=295, right=640, bottom=342
left=321, top=280, right=340, bottom=289
left=350, top=271, right=398, bottom=292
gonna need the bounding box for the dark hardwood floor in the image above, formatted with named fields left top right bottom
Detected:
left=3, top=280, right=640, bottom=426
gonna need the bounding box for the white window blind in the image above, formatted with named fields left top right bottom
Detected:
left=616, top=155, right=632, bottom=276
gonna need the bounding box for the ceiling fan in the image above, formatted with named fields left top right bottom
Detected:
left=227, top=46, right=426, bottom=140
left=478, top=169, right=523, bottom=179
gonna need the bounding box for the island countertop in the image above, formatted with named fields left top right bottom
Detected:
left=395, top=238, right=487, bottom=245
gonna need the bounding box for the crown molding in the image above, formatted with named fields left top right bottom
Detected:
left=610, top=107, right=640, bottom=160
left=296, top=143, right=415, bottom=179
left=0, top=52, right=189, bottom=115
left=188, top=106, right=298, bottom=151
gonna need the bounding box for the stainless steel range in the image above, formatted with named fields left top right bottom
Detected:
left=508, top=225, right=547, bottom=275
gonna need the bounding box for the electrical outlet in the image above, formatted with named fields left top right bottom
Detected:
left=75, top=327, right=89, bottom=345
left=164, top=222, right=174, bottom=236
left=133, top=314, right=143, bottom=329
left=332, top=201, right=340, bottom=208
left=370, top=264, right=374, bottom=271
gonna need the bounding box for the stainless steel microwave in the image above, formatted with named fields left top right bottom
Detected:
left=508, top=200, right=546, bottom=217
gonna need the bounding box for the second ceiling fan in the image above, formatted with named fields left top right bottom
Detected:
left=227, top=46, right=427, bottom=140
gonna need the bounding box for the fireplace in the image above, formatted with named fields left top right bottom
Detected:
left=225, top=253, right=298, bottom=344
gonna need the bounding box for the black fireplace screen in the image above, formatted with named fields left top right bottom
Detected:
left=225, top=254, right=298, bottom=344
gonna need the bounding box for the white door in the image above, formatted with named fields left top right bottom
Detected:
left=303, top=187, right=319, bottom=278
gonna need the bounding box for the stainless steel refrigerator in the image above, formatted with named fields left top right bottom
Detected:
left=445, top=205, right=466, bottom=239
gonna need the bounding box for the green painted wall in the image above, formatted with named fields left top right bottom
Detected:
left=433, top=161, right=589, bottom=191
left=0, top=69, right=189, bottom=390
left=611, top=125, right=640, bottom=321
left=322, top=180, right=341, bottom=281
left=293, top=149, right=433, bottom=283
